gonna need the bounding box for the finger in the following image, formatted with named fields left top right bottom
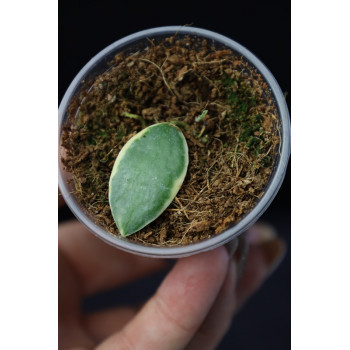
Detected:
left=85, top=259, right=235, bottom=346
left=187, top=224, right=285, bottom=350
left=186, top=259, right=237, bottom=350
left=97, top=246, right=229, bottom=350
left=58, top=250, right=94, bottom=350
left=84, top=306, right=139, bottom=343
left=58, top=220, right=169, bottom=296
left=187, top=224, right=286, bottom=350
left=236, top=224, right=286, bottom=309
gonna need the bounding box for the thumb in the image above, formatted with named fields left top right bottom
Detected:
left=97, top=246, right=229, bottom=350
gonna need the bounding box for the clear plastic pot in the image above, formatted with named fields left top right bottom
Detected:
left=58, top=26, right=290, bottom=258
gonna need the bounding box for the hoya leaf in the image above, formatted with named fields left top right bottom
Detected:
left=109, top=123, right=189, bottom=236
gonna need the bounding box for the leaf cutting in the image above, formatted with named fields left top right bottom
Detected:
left=109, top=123, right=188, bottom=236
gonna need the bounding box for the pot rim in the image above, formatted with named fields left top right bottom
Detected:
left=58, top=26, right=290, bottom=258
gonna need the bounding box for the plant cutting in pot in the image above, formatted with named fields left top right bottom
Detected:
left=58, top=26, right=290, bottom=258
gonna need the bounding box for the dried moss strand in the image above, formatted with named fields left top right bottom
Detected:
left=139, top=58, right=175, bottom=96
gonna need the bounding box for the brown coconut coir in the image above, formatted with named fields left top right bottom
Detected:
left=61, top=35, right=280, bottom=246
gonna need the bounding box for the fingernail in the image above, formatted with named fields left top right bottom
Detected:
left=247, top=223, right=277, bottom=245
left=260, top=238, right=286, bottom=275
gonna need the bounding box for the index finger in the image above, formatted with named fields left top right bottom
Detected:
left=97, top=246, right=229, bottom=350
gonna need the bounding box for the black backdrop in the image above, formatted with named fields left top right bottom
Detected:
left=59, top=0, right=291, bottom=348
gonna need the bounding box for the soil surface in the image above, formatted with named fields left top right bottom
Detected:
left=61, top=35, right=280, bottom=246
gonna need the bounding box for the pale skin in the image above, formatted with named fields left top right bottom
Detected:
left=59, top=196, right=285, bottom=350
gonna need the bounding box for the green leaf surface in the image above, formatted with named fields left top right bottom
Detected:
left=109, top=123, right=189, bottom=236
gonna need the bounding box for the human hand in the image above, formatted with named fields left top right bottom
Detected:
left=59, top=205, right=285, bottom=350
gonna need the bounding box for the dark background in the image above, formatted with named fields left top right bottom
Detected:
left=59, top=0, right=291, bottom=348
